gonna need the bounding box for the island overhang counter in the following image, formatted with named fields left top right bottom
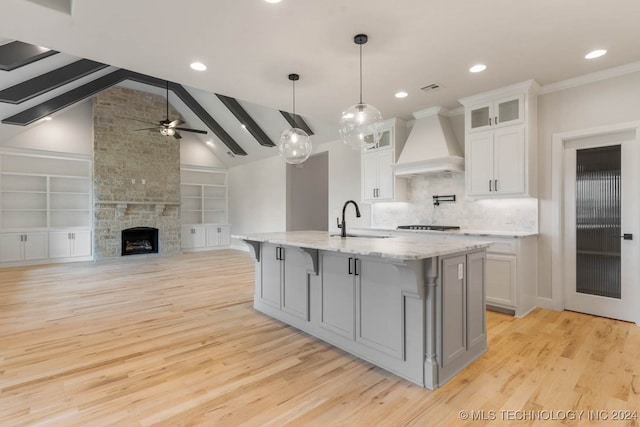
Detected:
left=235, top=230, right=491, bottom=389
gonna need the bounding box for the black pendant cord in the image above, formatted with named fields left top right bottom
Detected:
left=359, top=43, right=363, bottom=105
left=292, top=78, right=296, bottom=117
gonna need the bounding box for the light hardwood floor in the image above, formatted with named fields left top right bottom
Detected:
left=1, top=250, right=639, bottom=426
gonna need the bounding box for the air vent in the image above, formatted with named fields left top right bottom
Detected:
left=421, top=83, right=443, bottom=93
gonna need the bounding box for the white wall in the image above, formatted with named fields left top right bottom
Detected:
left=537, top=70, right=640, bottom=299
left=0, top=101, right=93, bottom=155
left=180, top=138, right=226, bottom=168
left=317, top=140, right=371, bottom=232
left=228, top=138, right=371, bottom=244
left=228, top=155, right=287, bottom=238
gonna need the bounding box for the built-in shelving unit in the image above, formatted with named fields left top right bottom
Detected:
left=180, top=166, right=228, bottom=225
left=180, top=165, right=230, bottom=251
left=0, top=149, right=93, bottom=265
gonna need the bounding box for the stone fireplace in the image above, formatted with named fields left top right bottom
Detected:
left=93, top=86, right=182, bottom=259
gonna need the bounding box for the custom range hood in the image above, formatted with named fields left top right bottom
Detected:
left=393, top=107, right=464, bottom=176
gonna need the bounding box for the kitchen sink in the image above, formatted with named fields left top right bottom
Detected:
left=330, top=233, right=391, bottom=239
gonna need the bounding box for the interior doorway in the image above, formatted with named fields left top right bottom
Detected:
left=286, top=152, right=329, bottom=231
left=562, top=134, right=639, bottom=322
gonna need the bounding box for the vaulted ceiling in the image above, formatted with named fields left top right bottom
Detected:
left=2, top=0, right=640, bottom=166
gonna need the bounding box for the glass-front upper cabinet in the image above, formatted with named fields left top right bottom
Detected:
left=467, top=95, right=523, bottom=132
left=363, top=123, right=393, bottom=152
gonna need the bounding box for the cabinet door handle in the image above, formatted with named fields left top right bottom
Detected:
left=279, top=247, right=284, bottom=261
left=276, top=247, right=280, bottom=260
left=24, top=234, right=27, bottom=242
left=489, top=117, right=492, bottom=126
left=354, top=258, right=360, bottom=276
left=489, top=180, right=492, bottom=192
left=348, top=257, right=353, bottom=275
left=494, top=179, right=498, bottom=192
left=495, top=116, right=499, bottom=125
left=372, top=188, right=376, bottom=198
left=20, top=234, right=24, bottom=242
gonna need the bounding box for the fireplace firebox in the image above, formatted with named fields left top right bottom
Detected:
left=121, top=227, right=159, bottom=256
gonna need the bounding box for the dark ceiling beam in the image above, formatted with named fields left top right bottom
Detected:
left=216, top=94, right=275, bottom=147
left=0, top=41, right=58, bottom=71
left=0, top=59, right=108, bottom=104
left=1, top=69, right=247, bottom=156
left=2, top=69, right=127, bottom=126
left=168, top=83, right=247, bottom=156
left=279, top=111, right=314, bottom=136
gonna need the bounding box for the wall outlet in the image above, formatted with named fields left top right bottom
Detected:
left=141, top=179, right=146, bottom=185
left=131, top=178, right=135, bottom=184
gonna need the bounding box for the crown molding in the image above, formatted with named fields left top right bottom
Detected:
left=540, top=61, right=640, bottom=95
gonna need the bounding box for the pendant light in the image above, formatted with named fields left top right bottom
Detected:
left=278, top=73, right=312, bottom=164
left=339, top=34, right=383, bottom=150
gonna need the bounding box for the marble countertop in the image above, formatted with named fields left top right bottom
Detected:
left=233, top=230, right=490, bottom=261
left=353, top=227, right=538, bottom=239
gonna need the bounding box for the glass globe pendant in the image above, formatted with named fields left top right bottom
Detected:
left=339, top=34, right=384, bottom=150
left=278, top=73, right=312, bottom=164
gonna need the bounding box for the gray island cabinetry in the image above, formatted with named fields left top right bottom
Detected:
left=237, top=231, right=490, bottom=389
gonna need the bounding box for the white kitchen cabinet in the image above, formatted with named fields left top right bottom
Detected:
left=360, top=118, right=407, bottom=203
left=361, top=117, right=406, bottom=152
left=181, top=226, right=206, bottom=249
left=48, top=230, right=92, bottom=259
left=259, top=244, right=311, bottom=321
left=0, top=232, right=48, bottom=263
left=206, top=225, right=230, bottom=247
left=362, top=149, right=405, bottom=202
left=182, top=224, right=230, bottom=251
left=467, top=126, right=526, bottom=196
left=466, top=94, right=523, bottom=133
left=483, top=236, right=537, bottom=317
left=460, top=80, right=538, bottom=198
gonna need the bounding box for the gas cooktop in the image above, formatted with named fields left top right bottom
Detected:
left=397, top=225, right=461, bottom=231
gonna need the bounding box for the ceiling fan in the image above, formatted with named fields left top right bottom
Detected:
left=133, top=81, right=208, bottom=140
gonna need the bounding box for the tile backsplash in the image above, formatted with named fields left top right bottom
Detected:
left=371, top=173, right=538, bottom=232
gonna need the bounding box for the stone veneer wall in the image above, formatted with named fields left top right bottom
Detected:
left=93, top=86, right=181, bottom=259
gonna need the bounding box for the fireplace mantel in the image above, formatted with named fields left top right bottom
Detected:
left=96, top=201, right=181, bottom=218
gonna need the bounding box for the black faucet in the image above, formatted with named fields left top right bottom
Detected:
left=337, top=200, right=361, bottom=238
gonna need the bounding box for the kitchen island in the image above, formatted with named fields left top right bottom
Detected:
left=236, top=230, right=490, bottom=389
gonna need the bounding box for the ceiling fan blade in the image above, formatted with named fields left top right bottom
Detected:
left=168, top=119, right=184, bottom=128
left=131, top=127, right=158, bottom=131
left=173, top=131, right=182, bottom=140
left=175, top=127, right=208, bottom=135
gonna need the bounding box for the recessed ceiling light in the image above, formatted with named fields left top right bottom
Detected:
left=206, top=140, right=214, bottom=146
left=585, top=49, right=607, bottom=59
left=190, top=62, right=207, bottom=71
left=469, top=64, right=487, bottom=73
left=264, top=0, right=281, bottom=3
left=43, top=116, right=52, bottom=121
left=395, top=91, right=408, bottom=99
